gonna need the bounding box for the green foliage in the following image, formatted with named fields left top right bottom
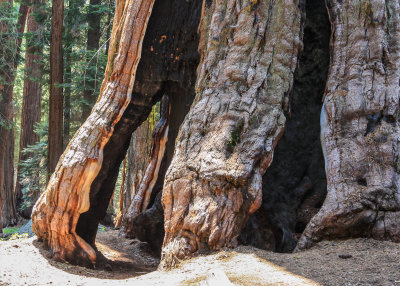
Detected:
left=0, top=2, right=19, bottom=82
left=12, top=0, right=114, bottom=207
left=6, top=0, right=115, bottom=212
left=0, top=228, right=27, bottom=241
left=227, top=120, right=244, bottom=152
left=62, top=0, right=114, bottom=136
left=0, top=2, right=19, bottom=131
left=3, top=227, right=19, bottom=234
left=3, top=233, right=29, bottom=241
left=18, top=121, right=48, bottom=212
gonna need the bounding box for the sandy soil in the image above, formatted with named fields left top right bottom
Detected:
left=0, top=229, right=399, bottom=285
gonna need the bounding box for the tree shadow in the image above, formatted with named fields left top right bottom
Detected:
left=32, top=228, right=160, bottom=280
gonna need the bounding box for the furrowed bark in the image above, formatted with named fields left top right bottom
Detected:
left=3, top=128, right=16, bottom=226
left=161, top=0, right=304, bottom=268
left=48, top=0, right=64, bottom=178
left=82, top=0, right=102, bottom=121
left=123, top=95, right=170, bottom=236
left=16, top=0, right=44, bottom=217
left=31, top=0, right=155, bottom=267
left=297, top=0, right=400, bottom=250
left=0, top=195, right=2, bottom=233
left=0, top=0, right=28, bottom=228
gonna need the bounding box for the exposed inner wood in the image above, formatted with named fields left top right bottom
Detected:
left=31, top=0, right=155, bottom=267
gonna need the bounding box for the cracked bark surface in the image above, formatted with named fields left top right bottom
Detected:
left=297, top=0, right=400, bottom=250
left=31, top=0, right=155, bottom=267
left=161, top=0, right=304, bottom=268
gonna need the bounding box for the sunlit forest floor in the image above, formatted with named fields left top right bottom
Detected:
left=0, top=227, right=399, bottom=285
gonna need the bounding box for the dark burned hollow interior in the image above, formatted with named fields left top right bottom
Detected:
left=76, top=0, right=331, bottom=256
left=75, top=0, right=202, bottom=247
left=240, top=0, right=331, bottom=253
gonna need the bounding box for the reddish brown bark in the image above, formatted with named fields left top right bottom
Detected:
left=32, top=0, right=155, bottom=267
left=120, top=113, right=154, bottom=223
left=3, top=127, right=16, bottom=226
left=82, top=0, right=102, bottom=120
left=48, top=0, right=64, bottom=178
left=0, top=0, right=28, bottom=227
left=16, top=0, right=44, bottom=216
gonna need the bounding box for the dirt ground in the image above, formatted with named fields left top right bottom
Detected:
left=0, top=228, right=399, bottom=285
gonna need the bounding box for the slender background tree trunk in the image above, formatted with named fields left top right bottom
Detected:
left=0, top=0, right=28, bottom=227
left=16, top=0, right=44, bottom=217
left=82, top=0, right=102, bottom=121
left=48, top=0, right=64, bottom=178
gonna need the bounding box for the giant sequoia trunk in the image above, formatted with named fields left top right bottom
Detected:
left=33, top=0, right=400, bottom=271
left=32, top=0, right=155, bottom=266
left=160, top=0, right=304, bottom=267
left=297, top=0, right=400, bottom=249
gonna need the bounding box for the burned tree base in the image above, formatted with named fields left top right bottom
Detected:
left=126, top=192, right=165, bottom=254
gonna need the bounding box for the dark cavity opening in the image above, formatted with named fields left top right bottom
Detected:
left=357, top=178, right=367, bottom=187
left=240, top=0, right=331, bottom=253
left=75, top=0, right=202, bottom=255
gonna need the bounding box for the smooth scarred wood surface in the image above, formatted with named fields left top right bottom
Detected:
left=297, top=0, right=400, bottom=250
left=32, top=0, right=155, bottom=267
left=160, top=0, right=304, bottom=268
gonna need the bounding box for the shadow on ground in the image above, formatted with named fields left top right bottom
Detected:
left=32, top=228, right=159, bottom=280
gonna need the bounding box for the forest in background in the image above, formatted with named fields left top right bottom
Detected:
left=0, top=0, right=130, bottom=228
